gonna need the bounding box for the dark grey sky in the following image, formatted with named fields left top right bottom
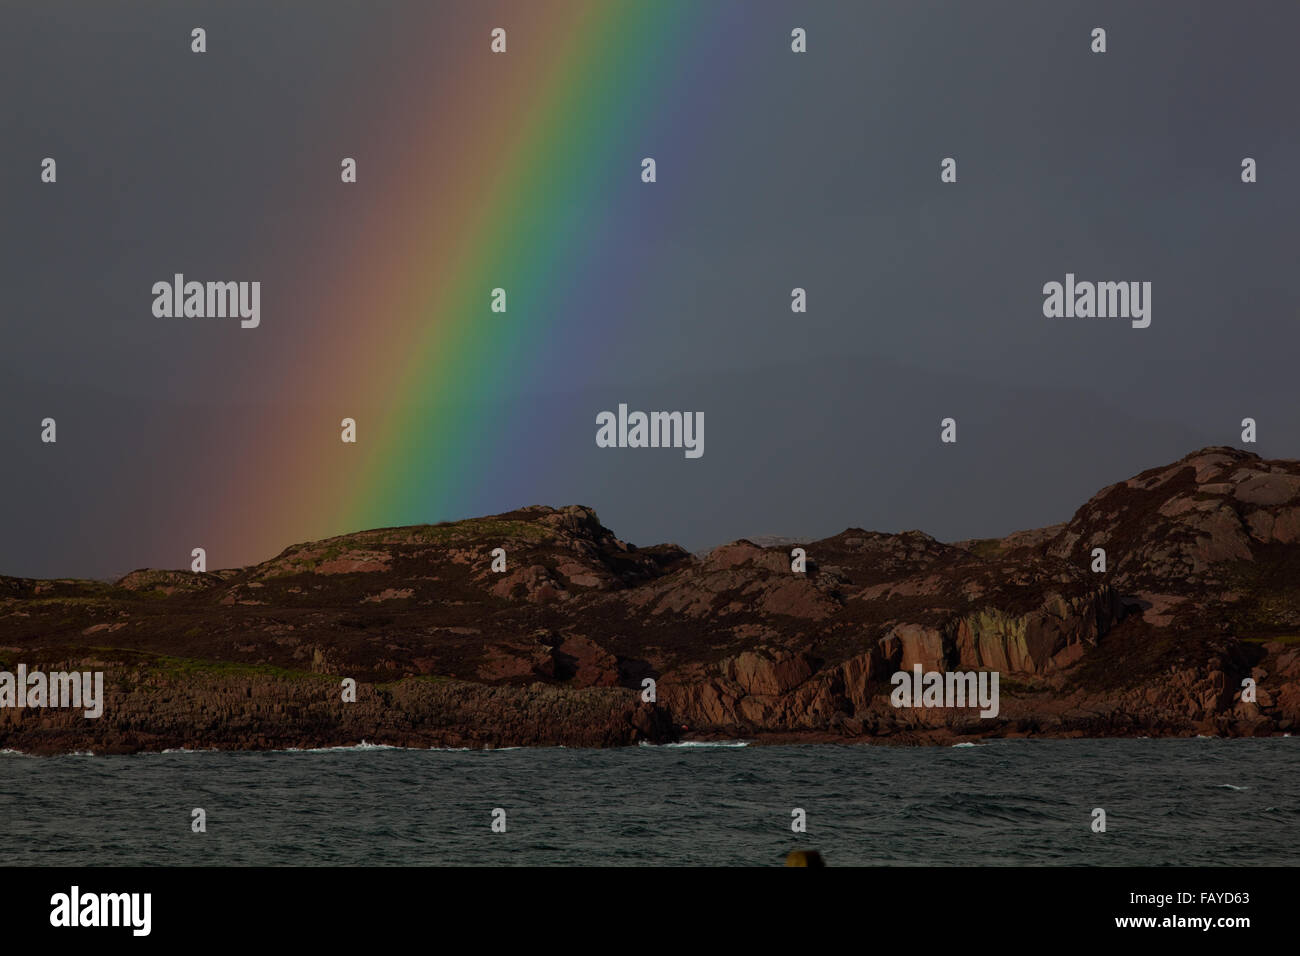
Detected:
left=3, top=1, right=1299, bottom=579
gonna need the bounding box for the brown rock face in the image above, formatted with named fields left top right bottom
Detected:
left=723, top=649, right=814, bottom=696
left=3, top=450, right=1300, bottom=752
left=882, top=624, right=948, bottom=672
left=552, top=636, right=620, bottom=687
left=1048, top=447, right=1300, bottom=590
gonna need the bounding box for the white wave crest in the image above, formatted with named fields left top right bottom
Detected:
left=641, top=740, right=750, bottom=748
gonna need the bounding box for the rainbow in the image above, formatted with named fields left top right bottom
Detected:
left=225, top=1, right=728, bottom=563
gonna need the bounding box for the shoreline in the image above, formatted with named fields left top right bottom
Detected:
left=3, top=727, right=1293, bottom=757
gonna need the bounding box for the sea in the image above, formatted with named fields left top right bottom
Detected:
left=2, top=738, right=1296, bottom=866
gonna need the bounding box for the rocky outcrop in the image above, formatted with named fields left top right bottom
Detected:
left=3, top=450, right=1300, bottom=751
left=0, top=660, right=671, bottom=754
left=1048, top=447, right=1300, bottom=589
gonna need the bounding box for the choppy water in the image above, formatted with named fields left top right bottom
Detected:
left=2, top=738, right=1296, bottom=866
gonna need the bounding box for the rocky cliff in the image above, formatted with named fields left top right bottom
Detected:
left=2, top=447, right=1297, bottom=752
